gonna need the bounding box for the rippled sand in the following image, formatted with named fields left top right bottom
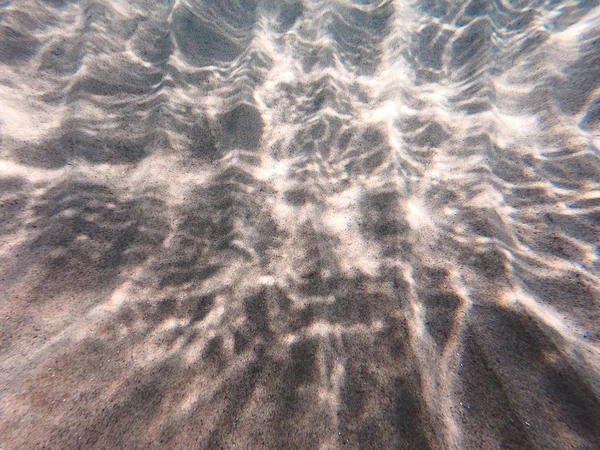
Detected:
left=0, top=0, right=599, bottom=448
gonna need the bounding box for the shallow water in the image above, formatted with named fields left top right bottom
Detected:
left=0, top=0, right=599, bottom=448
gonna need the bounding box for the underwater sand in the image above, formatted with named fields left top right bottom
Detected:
left=0, top=0, right=599, bottom=448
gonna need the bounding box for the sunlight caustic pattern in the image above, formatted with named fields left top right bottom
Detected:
left=0, top=0, right=599, bottom=448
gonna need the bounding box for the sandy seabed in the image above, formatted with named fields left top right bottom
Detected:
left=0, top=0, right=599, bottom=448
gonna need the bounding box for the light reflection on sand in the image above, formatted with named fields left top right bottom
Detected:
left=0, top=0, right=599, bottom=448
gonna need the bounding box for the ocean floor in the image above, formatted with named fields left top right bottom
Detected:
left=0, top=0, right=599, bottom=448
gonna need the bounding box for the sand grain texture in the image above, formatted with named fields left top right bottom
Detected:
left=0, top=0, right=599, bottom=448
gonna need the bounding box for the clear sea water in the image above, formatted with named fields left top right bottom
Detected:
left=0, top=0, right=599, bottom=448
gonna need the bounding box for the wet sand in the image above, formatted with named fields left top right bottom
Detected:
left=0, top=0, right=599, bottom=448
